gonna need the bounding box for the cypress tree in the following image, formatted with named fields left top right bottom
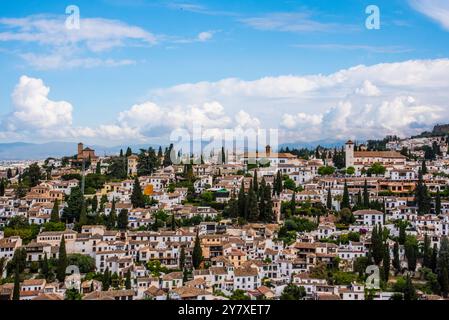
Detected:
left=263, top=183, right=274, bottom=222
left=398, top=222, right=406, bottom=245
left=179, top=246, right=186, bottom=270
left=91, top=195, right=98, bottom=213
left=237, top=180, right=246, bottom=218
left=246, top=186, right=259, bottom=222
left=0, top=179, right=5, bottom=197
left=356, top=190, right=362, bottom=208
left=423, top=233, right=432, bottom=268
left=253, top=170, right=258, bottom=194
left=117, top=209, right=129, bottom=230
left=274, top=171, right=282, bottom=196
left=371, top=225, right=384, bottom=265
left=95, top=161, right=101, bottom=174
left=421, top=160, right=428, bottom=175
left=341, top=180, right=350, bottom=210
left=41, top=252, right=49, bottom=280
left=221, top=146, right=226, bottom=164
left=13, top=265, right=20, bottom=300
left=125, top=269, right=132, bottom=289
left=404, top=236, right=418, bottom=272
left=431, top=243, right=438, bottom=273
left=258, top=179, right=267, bottom=221
left=437, top=237, right=449, bottom=297
left=192, top=231, right=203, bottom=269
left=78, top=201, right=88, bottom=228
left=403, top=274, right=417, bottom=300
left=435, top=192, right=442, bottom=215
left=108, top=198, right=117, bottom=229
left=326, top=188, right=332, bottom=210
left=383, top=244, right=390, bottom=282
left=131, top=176, right=145, bottom=208
left=290, top=191, right=296, bottom=215
left=415, top=169, right=431, bottom=215
left=363, top=180, right=370, bottom=209
left=171, top=213, right=176, bottom=231
left=126, top=147, right=133, bottom=157
left=57, top=237, right=67, bottom=282
left=103, top=268, right=110, bottom=291
left=50, top=199, right=60, bottom=223
left=393, top=241, right=400, bottom=273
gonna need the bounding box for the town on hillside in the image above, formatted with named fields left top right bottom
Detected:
left=1, top=133, right=449, bottom=301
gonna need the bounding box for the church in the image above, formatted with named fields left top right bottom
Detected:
left=76, top=142, right=98, bottom=162
left=345, top=140, right=406, bottom=170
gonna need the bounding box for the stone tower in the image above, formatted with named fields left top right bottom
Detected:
left=78, top=143, right=83, bottom=156
left=345, top=140, right=354, bottom=168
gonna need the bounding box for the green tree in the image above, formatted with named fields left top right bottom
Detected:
left=404, top=236, right=418, bottom=272
left=398, top=222, right=407, bottom=245
left=317, top=166, right=335, bottom=176
left=67, top=254, right=96, bottom=273
left=62, top=187, right=84, bottom=223
left=103, top=268, right=111, bottom=291
left=117, top=209, right=129, bottom=230
left=338, top=208, right=355, bottom=225
left=289, top=191, right=296, bottom=215
left=437, top=237, right=449, bottom=297
left=50, top=199, right=60, bottom=223
left=95, top=161, right=101, bottom=175
left=57, top=237, right=68, bottom=282
left=393, top=241, right=401, bottom=273
left=23, top=162, right=42, bottom=187
left=371, top=224, right=385, bottom=265
left=274, top=171, right=283, bottom=196
left=367, top=163, right=386, bottom=176
left=13, top=265, right=20, bottom=300
left=237, top=181, right=246, bottom=218
left=435, top=192, right=442, bottom=215
left=131, top=176, right=145, bottom=208
left=326, top=188, right=332, bottom=210
left=415, top=169, right=431, bottom=215
left=65, top=288, right=82, bottom=300
left=403, top=275, right=417, bottom=300
left=280, top=284, right=306, bottom=300
left=0, top=179, right=5, bottom=196
left=341, top=180, right=350, bottom=210
left=283, top=178, right=296, bottom=191
left=179, top=246, right=186, bottom=270
left=246, top=186, right=259, bottom=222
left=192, top=231, right=203, bottom=269
left=421, top=160, right=428, bottom=175
left=91, top=195, right=98, bottom=213
left=41, top=253, right=50, bottom=279
left=423, top=233, right=432, bottom=269
left=107, top=198, right=117, bottom=229
left=383, top=244, right=390, bottom=282
left=363, top=180, right=370, bottom=208
left=78, top=201, right=88, bottom=228
left=346, top=166, right=355, bottom=175
left=125, top=269, right=132, bottom=289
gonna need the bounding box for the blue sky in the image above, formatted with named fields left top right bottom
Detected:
left=1, top=0, right=449, bottom=145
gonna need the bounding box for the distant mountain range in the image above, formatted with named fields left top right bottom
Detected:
left=0, top=142, right=161, bottom=161
left=279, top=140, right=347, bottom=150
